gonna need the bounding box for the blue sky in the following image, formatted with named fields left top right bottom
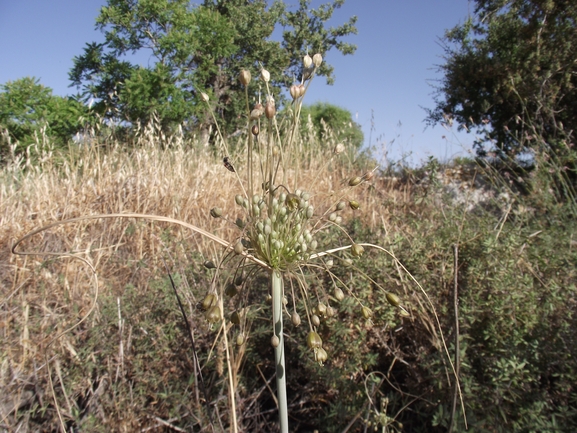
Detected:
left=0, top=0, right=475, bottom=164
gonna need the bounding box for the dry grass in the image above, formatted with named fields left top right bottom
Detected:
left=0, top=122, right=419, bottom=431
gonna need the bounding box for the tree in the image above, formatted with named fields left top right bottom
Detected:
left=0, top=77, right=88, bottom=159
left=300, top=102, right=363, bottom=149
left=70, top=0, right=357, bottom=142
left=427, top=0, right=577, bottom=163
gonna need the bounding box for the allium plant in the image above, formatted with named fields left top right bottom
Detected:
left=197, top=54, right=415, bottom=433
left=12, top=53, right=462, bottom=433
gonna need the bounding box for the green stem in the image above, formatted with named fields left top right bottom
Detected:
left=271, top=270, right=288, bottom=433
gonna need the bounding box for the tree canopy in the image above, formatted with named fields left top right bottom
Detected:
left=427, top=0, right=577, bottom=162
left=69, top=0, right=357, bottom=140
left=300, top=102, right=363, bottom=149
left=0, top=77, right=88, bottom=159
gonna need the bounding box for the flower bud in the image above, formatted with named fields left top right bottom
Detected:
left=303, top=54, right=313, bottom=69
left=311, top=314, right=321, bottom=327
left=334, top=287, right=345, bottom=301
left=203, top=260, right=216, bottom=269
left=291, top=312, right=301, bottom=326
left=290, top=84, right=300, bottom=100
left=307, top=331, right=323, bottom=349
left=260, top=68, right=270, bottom=82
left=271, top=335, right=280, bottom=348
left=348, top=177, right=362, bottom=186
left=234, top=241, right=244, bottom=255
left=312, top=53, right=323, bottom=67
left=239, top=69, right=251, bottom=86
left=250, top=103, right=264, bottom=120
left=351, top=244, right=364, bottom=257
left=265, top=101, right=276, bottom=119
left=386, top=292, right=401, bottom=307
left=236, top=333, right=245, bottom=346
left=326, top=306, right=336, bottom=317
left=285, top=193, right=300, bottom=210
left=210, top=207, right=223, bottom=218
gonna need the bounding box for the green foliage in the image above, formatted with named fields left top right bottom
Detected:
left=69, top=0, right=357, bottom=138
left=300, top=102, right=364, bottom=149
left=427, top=0, right=577, bottom=164
left=0, top=77, right=88, bottom=159
left=377, top=177, right=577, bottom=432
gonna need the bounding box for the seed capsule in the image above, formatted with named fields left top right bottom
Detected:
left=303, top=54, right=313, bottom=69
left=230, top=310, right=241, bottom=325
left=349, top=200, right=360, bottom=210
left=307, top=331, right=323, bottom=349
left=317, top=303, right=327, bottom=316
left=202, top=294, right=218, bottom=311
left=315, top=347, right=328, bottom=365
left=225, top=283, right=238, bottom=297
left=336, top=201, right=346, bottom=211
left=252, top=124, right=259, bottom=136
left=200, top=92, right=209, bottom=102
left=239, top=69, right=251, bottom=86
left=205, top=305, right=221, bottom=323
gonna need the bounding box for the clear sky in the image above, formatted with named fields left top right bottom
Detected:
left=0, top=0, right=475, bottom=165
